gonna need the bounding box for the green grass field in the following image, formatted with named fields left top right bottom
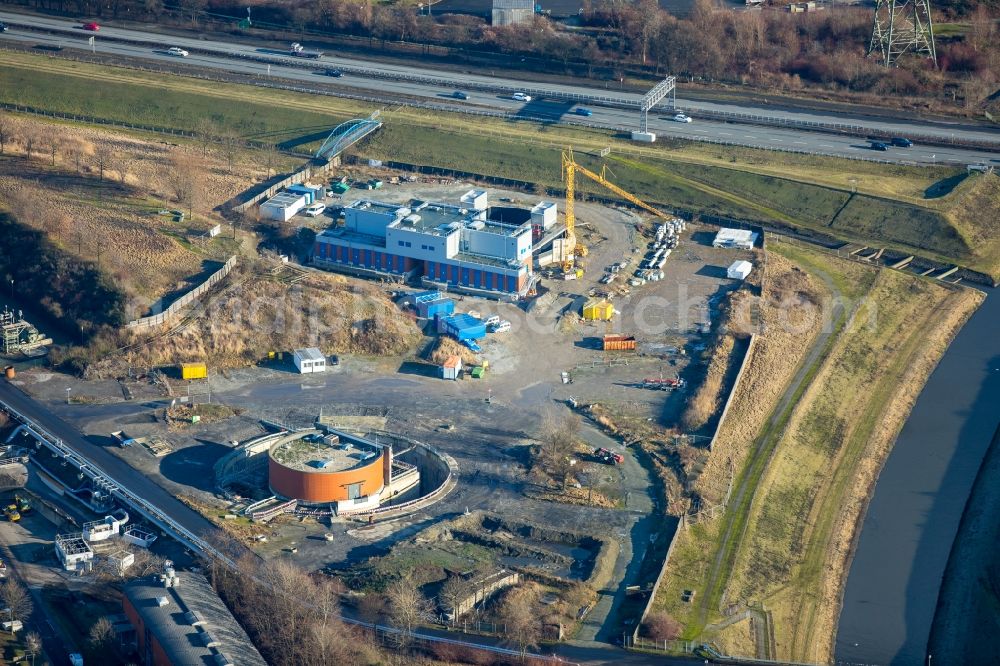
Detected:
left=2, top=50, right=997, bottom=278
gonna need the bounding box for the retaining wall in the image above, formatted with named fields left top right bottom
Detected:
left=126, top=256, right=237, bottom=330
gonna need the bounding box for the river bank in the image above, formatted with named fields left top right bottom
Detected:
left=835, top=288, right=1000, bottom=665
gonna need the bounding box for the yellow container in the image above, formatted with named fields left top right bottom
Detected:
left=582, top=300, right=614, bottom=321
left=180, top=362, right=208, bottom=380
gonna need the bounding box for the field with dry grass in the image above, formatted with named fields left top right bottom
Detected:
left=0, top=115, right=267, bottom=309
left=98, top=267, right=423, bottom=373
left=652, top=242, right=984, bottom=662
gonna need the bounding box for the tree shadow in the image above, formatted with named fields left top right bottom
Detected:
left=924, top=172, right=968, bottom=199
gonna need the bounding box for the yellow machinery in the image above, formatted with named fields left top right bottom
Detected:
left=561, top=147, right=674, bottom=270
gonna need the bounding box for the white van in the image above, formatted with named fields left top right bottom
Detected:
left=304, top=203, right=326, bottom=217
left=493, top=321, right=511, bottom=333
left=484, top=315, right=501, bottom=327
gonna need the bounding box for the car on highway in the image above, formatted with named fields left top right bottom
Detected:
left=453, top=91, right=469, bottom=100
left=82, top=22, right=100, bottom=31
left=512, top=92, right=532, bottom=102
left=166, top=47, right=189, bottom=57
left=574, top=107, right=593, bottom=116
left=322, top=68, right=343, bottom=77
left=890, top=137, right=913, bottom=147
left=870, top=141, right=889, bottom=151
left=0, top=22, right=8, bottom=32
left=304, top=203, right=327, bottom=217
left=673, top=112, right=692, bottom=123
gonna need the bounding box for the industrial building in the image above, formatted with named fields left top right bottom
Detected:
left=713, top=228, right=758, bottom=250
left=292, top=347, right=327, bottom=374
left=123, top=565, right=267, bottom=666
left=492, top=0, right=534, bottom=25
left=55, top=534, right=93, bottom=572
left=312, top=190, right=555, bottom=297
left=260, top=191, right=307, bottom=222
left=267, top=428, right=419, bottom=514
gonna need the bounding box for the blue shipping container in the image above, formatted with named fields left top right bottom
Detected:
left=442, top=314, right=487, bottom=341
left=286, top=185, right=315, bottom=205
left=419, top=298, right=455, bottom=319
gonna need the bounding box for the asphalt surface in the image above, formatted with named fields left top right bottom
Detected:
left=0, top=380, right=221, bottom=546
left=1, top=11, right=998, bottom=167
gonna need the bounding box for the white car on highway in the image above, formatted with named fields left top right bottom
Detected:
left=512, top=92, right=532, bottom=102
left=673, top=112, right=692, bottom=123
left=167, top=47, right=189, bottom=57
left=304, top=203, right=326, bottom=217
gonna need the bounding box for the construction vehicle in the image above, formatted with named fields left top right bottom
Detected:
left=641, top=377, right=686, bottom=391
left=5, top=504, right=20, bottom=522
left=594, top=448, right=624, bottom=465
left=560, top=147, right=674, bottom=271
left=14, top=494, right=30, bottom=514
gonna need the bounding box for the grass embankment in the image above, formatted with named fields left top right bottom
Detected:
left=1, top=51, right=997, bottom=278
left=653, top=243, right=984, bottom=662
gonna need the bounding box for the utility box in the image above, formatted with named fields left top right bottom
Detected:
left=631, top=131, right=656, bottom=143
left=180, top=363, right=207, bottom=380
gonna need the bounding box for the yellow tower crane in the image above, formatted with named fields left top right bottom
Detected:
left=561, top=147, right=673, bottom=270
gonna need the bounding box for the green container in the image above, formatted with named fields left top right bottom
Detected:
left=471, top=367, right=485, bottom=379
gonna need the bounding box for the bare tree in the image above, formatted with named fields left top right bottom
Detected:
left=93, top=143, right=113, bottom=181
left=88, top=616, right=114, bottom=647
left=386, top=574, right=432, bottom=641
left=642, top=611, right=681, bottom=641
left=262, top=144, right=280, bottom=179
left=194, top=116, right=218, bottom=155
left=112, top=152, right=132, bottom=184
left=536, top=412, right=581, bottom=489
left=166, top=153, right=204, bottom=219
left=0, top=580, right=33, bottom=621
left=48, top=135, right=61, bottom=167
left=357, top=592, right=385, bottom=625
left=25, top=631, right=42, bottom=666
left=0, top=112, right=14, bottom=155
left=21, top=126, right=37, bottom=161
left=219, top=130, right=242, bottom=174
left=498, top=585, right=541, bottom=656
left=438, top=575, right=469, bottom=623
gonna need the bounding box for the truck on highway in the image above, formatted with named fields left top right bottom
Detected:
left=290, top=42, right=323, bottom=59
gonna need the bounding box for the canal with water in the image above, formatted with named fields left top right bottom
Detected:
left=835, top=287, right=1000, bottom=665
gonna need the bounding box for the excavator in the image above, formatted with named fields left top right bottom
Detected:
left=560, top=147, right=674, bottom=273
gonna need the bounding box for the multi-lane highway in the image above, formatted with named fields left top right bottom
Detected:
left=2, top=10, right=999, bottom=167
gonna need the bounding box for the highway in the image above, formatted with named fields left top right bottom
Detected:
left=1, top=10, right=998, bottom=167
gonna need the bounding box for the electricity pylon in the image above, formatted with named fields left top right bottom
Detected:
left=869, top=0, right=937, bottom=67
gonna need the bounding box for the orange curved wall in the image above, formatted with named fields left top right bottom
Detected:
left=268, top=452, right=384, bottom=503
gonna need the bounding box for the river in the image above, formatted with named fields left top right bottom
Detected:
left=835, top=288, right=1000, bottom=665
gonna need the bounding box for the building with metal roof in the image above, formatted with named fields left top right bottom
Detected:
left=712, top=228, right=758, bottom=250
left=123, top=568, right=267, bottom=666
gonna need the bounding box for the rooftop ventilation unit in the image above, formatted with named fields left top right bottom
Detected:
left=184, top=611, right=207, bottom=626
left=213, top=652, right=235, bottom=666
left=198, top=629, right=221, bottom=648
left=155, top=596, right=170, bottom=607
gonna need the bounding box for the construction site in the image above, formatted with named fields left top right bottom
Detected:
left=0, top=55, right=989, bottom=663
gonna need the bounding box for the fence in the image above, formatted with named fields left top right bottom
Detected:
left=126, top=256, right=237, bottom=330
left=231, top=162, right=338, bottom=214
left=630, top=522, right=684, bottom=644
